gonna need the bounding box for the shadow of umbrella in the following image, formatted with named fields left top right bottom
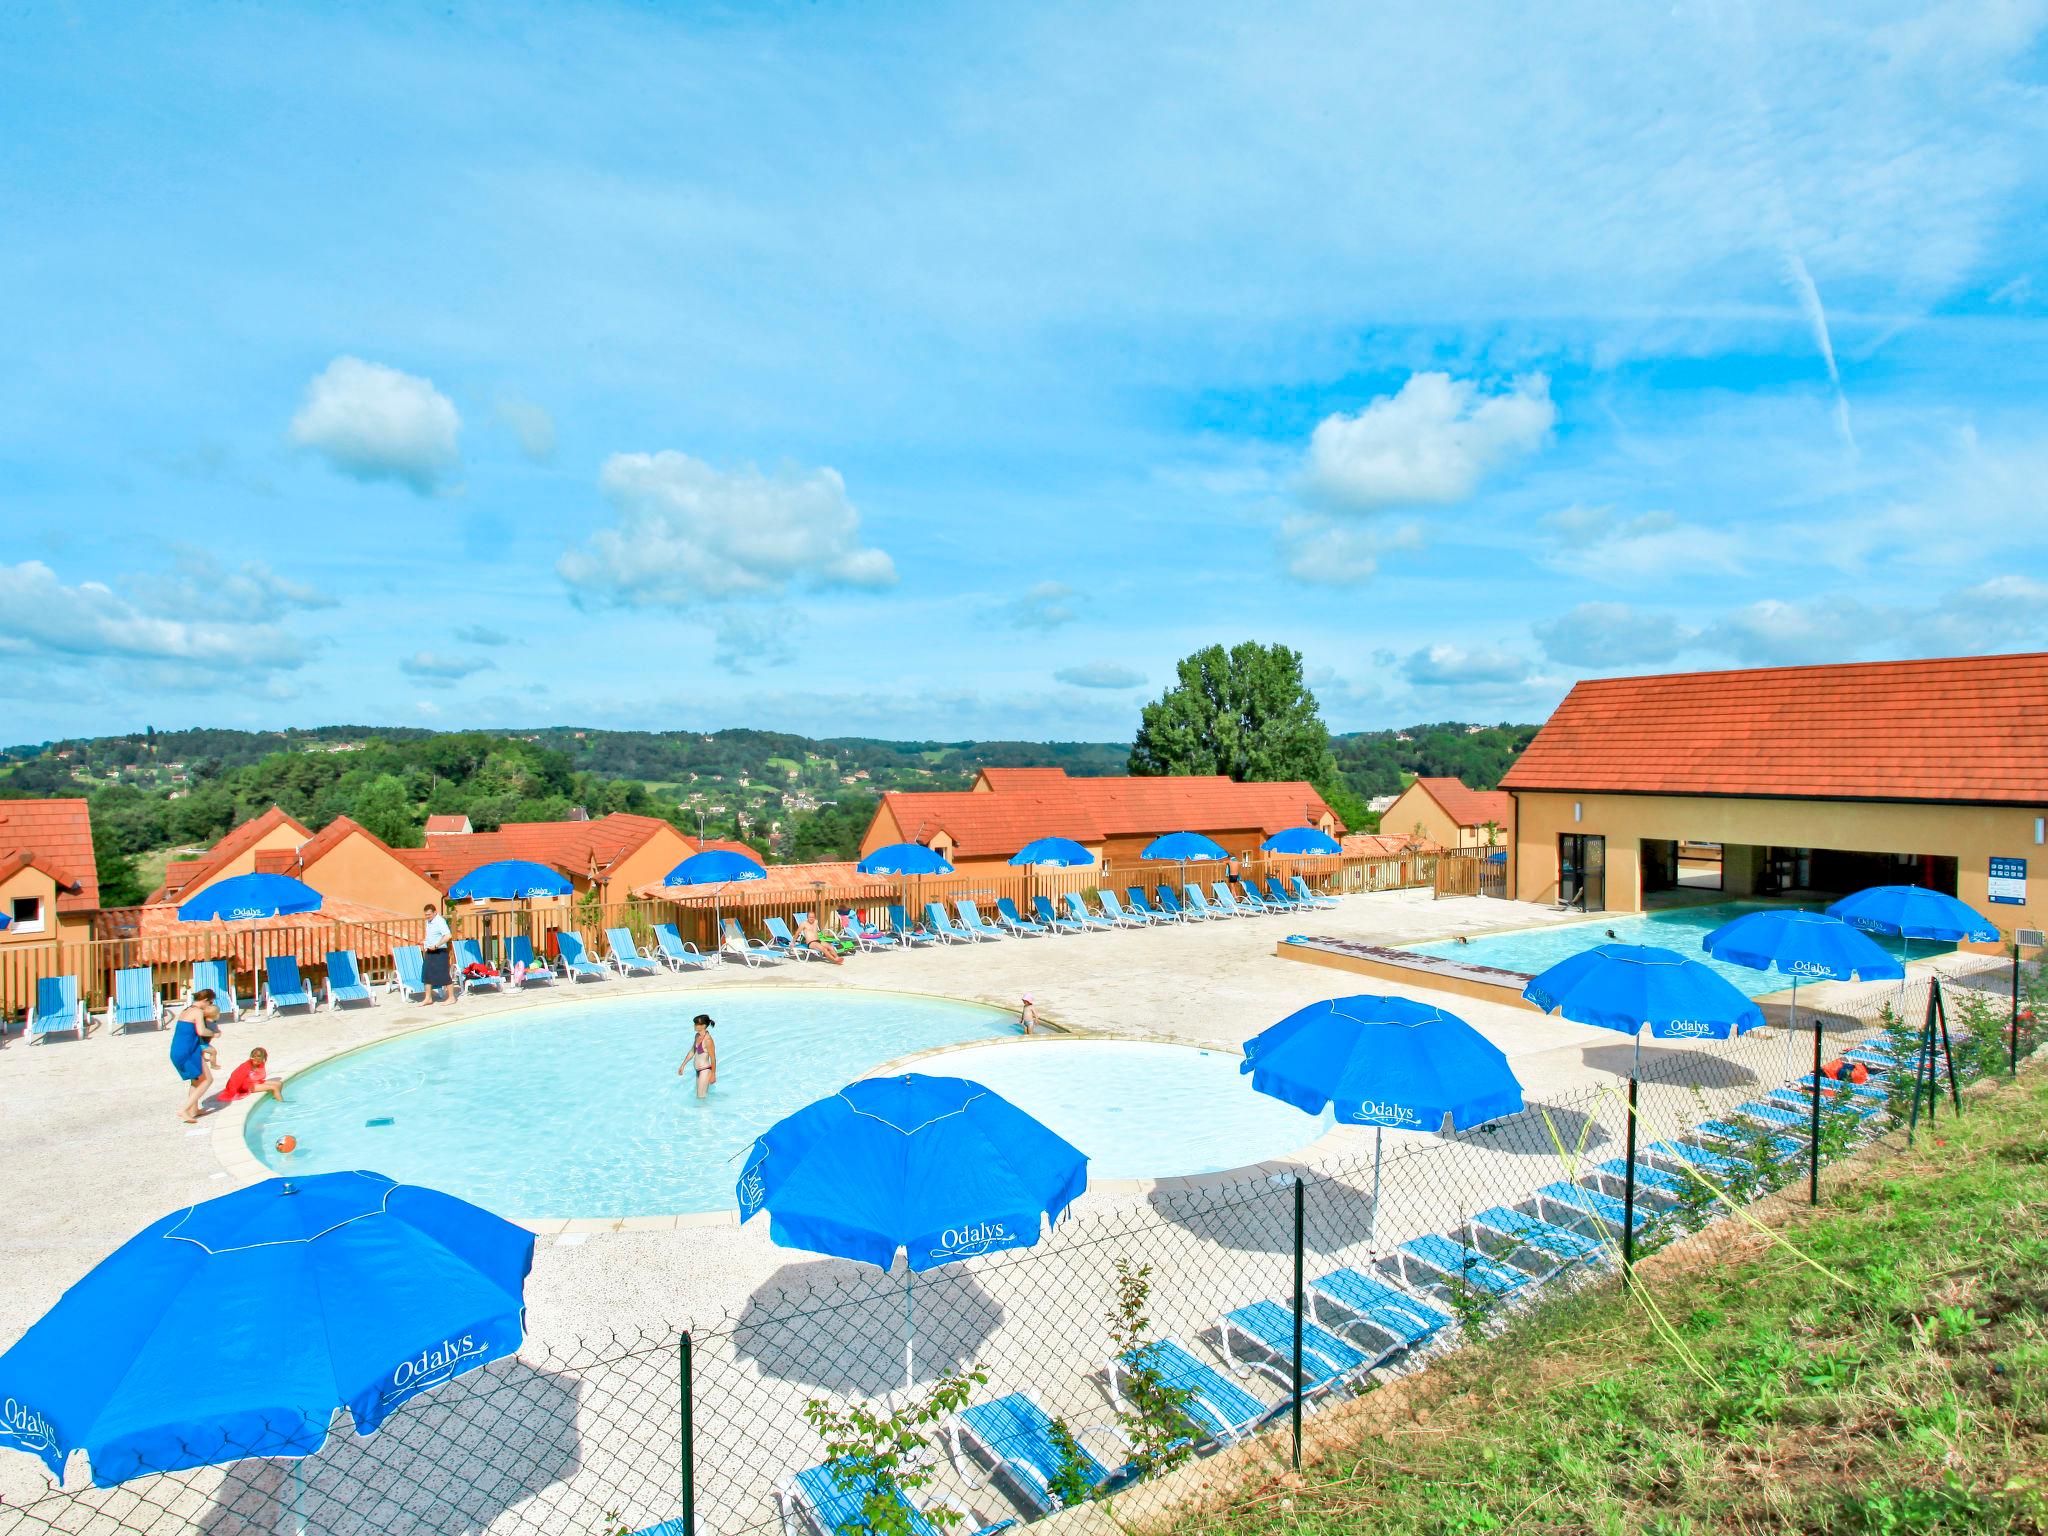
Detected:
left=194, top=1354, right=587, bottom=1536
left=1467, top=1101, right=1613, bottom=1159
left=1582, top=1042, right=1761, bottom=1092
left=733, top=1259, right=1006, bottom=1399
left=1145, top=1169, right=1367, bottom=1260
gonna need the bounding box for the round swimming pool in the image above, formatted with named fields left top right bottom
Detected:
left=900, top=1038, right=1332, bottom=1183
left=245, top=990, right=1017, bottom=1220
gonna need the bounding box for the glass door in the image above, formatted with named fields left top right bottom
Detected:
left=1559, top=834, right=1606, bottom=911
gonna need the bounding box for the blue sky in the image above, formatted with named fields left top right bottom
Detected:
left=4, top=1, right=2047, bottom=744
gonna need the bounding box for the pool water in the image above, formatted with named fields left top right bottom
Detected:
left=1404, top=900, right=1953, bottom=998
left=246, top=990, right=1016, bottom=1219
left=915, top=1038, right=1331, bottom=1182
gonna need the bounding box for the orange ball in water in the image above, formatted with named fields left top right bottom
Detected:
left=275, top=1135, right=298, bottom=1155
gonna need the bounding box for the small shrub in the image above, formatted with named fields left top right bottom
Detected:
left=802, top=1363, right=987, bottom=1535
left=1107, top=1260, right=1196, bottom=1479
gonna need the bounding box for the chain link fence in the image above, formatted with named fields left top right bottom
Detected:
left=3, top=955, right=2039, bottom=1536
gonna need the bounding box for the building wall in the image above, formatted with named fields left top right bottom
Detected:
left=1381, top=784, right=1469, bottom=849
left=605, top=826, right=698, bottom=898
left=860, top=803, right=910, bottom=858
left=182, top=823, right=306, bottom=900
left=1511, top=790, right=2048, bottom=949
left=0, top=866, right=92, bottom=946
left=304, top=831, right=444, bottom=916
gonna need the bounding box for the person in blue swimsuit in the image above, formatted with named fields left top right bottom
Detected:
left=170, top=989, right=222, bottom=1123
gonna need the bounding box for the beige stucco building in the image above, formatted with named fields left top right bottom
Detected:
left=1379, top=777, right=1513, bottom=851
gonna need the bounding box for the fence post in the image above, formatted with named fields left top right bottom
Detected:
left=1291, top=1175, right=1304, bottom=1472
left=1934, top=978, right=1961, bottom=1111
left=1621, top=1075, right=1638, bottom=1284
left=1807, top=1014, right=1823, bottom=1206
left=680, top=1331, right=696, bottom=1536
left=1907, top=988, right=1936, bottom=1145
left=2012, top=947, right=2022, bottom=1076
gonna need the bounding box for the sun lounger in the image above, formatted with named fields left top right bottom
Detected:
left=452, top=939, right=505, bottom=994
left=722, top=919, right=784, bottom=967
left=651, top=924, right=716, bottom=971
left=1153, top=885, right=1198, bottom=921
left=946, top=1391, right=1121, bottom=1516
left=993, top=897, right=1048, bottom=937
left=775, top=1459, right=1014, bottom=1536
left=28, top=975, right=86, bottom=1041
left=105, top=966, right=164, bottom=1033
left=1231, top=881, right=1275, bottom=914
left=1125, top=887, right=1178, bottom=923
left=1062, top=893, right=1115, bottom=931
left=1218, top=1300, right=1374, bottom=1396
left=763, top=916, right=817, bottom=959
left=1468, top=1206, right=1604, bottom=1274
left=1393, top=1233, right=1532, bottom=1300
left=1180, top=885, right=1232, bottom=921
left=504, top=934, right=559, bottom=983
left=1096, top=890, right=1149, bottom=927
left=1693, top=1121, right=1803, bottom=1161
left=1209, top=882, right=1256, bottom=917
left=391, top=945, right=428, bottom=1001
left=840, top=914, right=898, bottom=952
left=1034, top=895, right=1086, bottom=934
left=1306, top=1267, right=1452, bottom=1356
left=605, top=927, right=663, bottom=977
left=956, top=900, right=1008, bottom=941
left=1730, top=1098, right=1806, bottom=1132
left=323, top=950, right=376, bottom=1009
left=1289, top=876, right=1339, bottom=909
left=924, top=902, right=977, bottom=944
left=553, top=932, right=609, bottom=982
left=188, top=958, right=246, bottom=1018
left=262, top=956, right=317, bottom=1015
left=1774, top=1084, right=1881, bottom=1120
left=889, top=905, right=940, bottom=947
left=1112, top=1340, right=1280, bottom=1449
left=1643, top=1139, right=1751, bottom=1183
left=1794, top=1073, right=1887, bottom=1101
left=1263, top=877, right=1307, bottom=910
left=1585, top=1158, right=1684, bottom=1201
left=1529, top=1181, right=1662, bottom=1240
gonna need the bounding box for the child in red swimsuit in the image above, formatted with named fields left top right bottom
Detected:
left=218, top=1047, right=285, bottom=1104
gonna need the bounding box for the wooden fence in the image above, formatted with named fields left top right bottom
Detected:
left=1432, top=847, right=1506, bottom=900
left=0, top=853, right=1433, bottom=1025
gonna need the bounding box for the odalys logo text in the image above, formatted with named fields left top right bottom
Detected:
left=1, top=1395, right=58, bottom=1455
left=1661, top=1019, right=1719, bottom=1037
left=1342, top=1100, right=1423, bottom=1127
left=928, top=1221, right=1012, bottom=1260
left=379, top=1334, right=491, bottom=1405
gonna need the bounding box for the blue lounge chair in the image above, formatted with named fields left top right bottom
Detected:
left=1231, top=881, right=1275, bottom=914
left=1693, top=1122, right=1803, bottom=1161
left=889, top=905, right=939, bottom=947
left=840, top=913, right=898, bottom=951
left=1468, top=1206, right=1604, bottom=1274
left=993, top=897, right=1048, bottom=937
left=1795, top=1073, right=1887, bottom=1101
left=390, top=945, right=428, bottom=1001
left=1585, top=1158, right=1685, bottom=1201
left=924, top=902, right=977, bottom=944
left=605, top=927, right=663, bottom=977
left=1290, top=875, right=1339, bottom=909
left=722, top=919, right=784, bottom=967
left=762, top=916, right=816, bottom=960
left=188, top=958, right=245, bottom=1018
left=323, top=950, right=375, bottom=1009
left=775, top=1460, right=1014, bottom=1536
left=1730, top=1098, right=1805, bottom=1132
left=553, top=932, right=609, bottom=982
left=504, top=934, right=559, bottom=984
left=1529, top=1181, right=1662, bottom=1240
left=262, top=956, right=317, bottom=1015
left=1219, top=1300, right=1374, bottom=1395
left=1307, top=1268, right=1451, bottom=1356
left=1033, top=895, right=1086, bottom=935
left=1643, top=1139, right=1752, bottom=1183
left=452, top=939, right=505, bottom=994
left=1062, top=892, right=1115, bottom=931
left=1210, top=881, right=1259, bottom=917
left=104, top=967, right=163, bottom=1033
left=956, top=900, right=1008, bottom=941
left=28, top=976, right=86, bottom=1041
left=1125, top=887, right=1178, bottom=923
left=651, top=924, right=716, bottom=971
left=1395, top=1234, right=1533, bottom=1300
left=1113, top=1341, right=1280, bottom=1448
left=1774, top=1084, right=1880, bottom=1118
left=1153, top=886, right=1196, bottom=921
left=1180, top=885, right=1232, bottom=921
left=1096, top=890, right=1149, bottom=927
left=1256, top=877, right=1302, bottom=911
left=946, top=1392, right=1121, bottom=1516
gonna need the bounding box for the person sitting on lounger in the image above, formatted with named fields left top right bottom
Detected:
left=217, top=1047, right=285, bottom=1104
left=795, top=914, right=847, bottom=965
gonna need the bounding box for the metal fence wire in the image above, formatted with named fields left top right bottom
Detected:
left=1, top=957, right=2038, bottom=1536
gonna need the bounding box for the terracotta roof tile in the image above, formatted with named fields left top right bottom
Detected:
left=1411, top=777, right=1514, bottom=827
left=424, top=814, right=471, bottom=836
left=148, top=805, right=312, bottom=902
left=1501, top=652, right=2048, bottom=802
left=0, top=797, right=98, bottom=910
left=392, top=813, right=687, bottom=891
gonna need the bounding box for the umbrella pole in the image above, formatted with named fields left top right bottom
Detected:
left=1804, top=979, right=1822, bottom=1206
left=902, top=1264, right=915, bottom=1398
left=1622, top=1036, right=1640, bottom=1286
left=1369, top=1124, right=1383, bottom=1247
left=286, top=1455, right=307, bottom=1536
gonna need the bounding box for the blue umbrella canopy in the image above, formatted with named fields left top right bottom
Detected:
left=0, top=1172, right=533, bottom=1487
left=663, top=849, right=767, bottom=887
left=858, top=842, right=955, bottom=876
left=1141, top=831, right=1228, bottom=862
left=1260, top=826, right=1340, bottom=856
left=1701, top=909, right=1903, bottom=983
left=737, top=1074, right=1088, bottom=1272
left=447, top=859, right=572, bottom=901
left=1523, top=943, right=1765, bottom=1039
left=1826, top=885, right=1998, bottom=944
left=1240, top=995, right=1523, bottom=1130
left=177, top=873, right=323, bottom=923
left=1008, top=837, right=1095, bottom=868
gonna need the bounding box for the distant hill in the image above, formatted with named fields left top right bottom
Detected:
left=1331, top=722, right=1541, bottom=800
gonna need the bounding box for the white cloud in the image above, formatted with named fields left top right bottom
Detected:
left=1541, top=506, right=1746, bottom=584
left=496, top=396, right=557, bottom=464
left=1700, top=596, right=1880, bottom=666
left=1533, top=602, right=1698, bottom=669
left=290, top=356, right=462, bottom=493
left=1279, top=517, right=1423, bottom=584
left=453, top=624, right=510, bottom=646
left=712, top=609, right=803, bottom=674
left=1403, top=643, right=1533, bottom=687
left=0, top=560, right=306, bottom=672
left=136, top=551, right=336, bottom=622
left=1301, top=373, right=1555, bottom=513
left=1002, top=581, right=1081, bottom=631
left=559, top=451, right=897, bottom=607
left=399, top=651, right=494, bottom=683
left=1054, top=662, right=1146, bottom=689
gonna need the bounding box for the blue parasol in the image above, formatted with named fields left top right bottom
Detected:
left=1260, top=827, right=1340, bottom=856
left=1007, top=837, right=1095, bottom=868
left=177, top=873, right=322, bottom=923
left=447, top=860, right=571, bottom=901
left=664, top=849, right=768, bottom=960
left=857, top=842, right=955, bottom=876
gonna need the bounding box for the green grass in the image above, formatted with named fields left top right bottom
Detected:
left=1182, top=1070, right=2048, bottom=1536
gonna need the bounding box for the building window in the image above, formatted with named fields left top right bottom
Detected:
left=9, top=895, right=45, bottom=934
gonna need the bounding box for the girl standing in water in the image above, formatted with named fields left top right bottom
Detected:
left=679, top=1014, right=718, bottom=1099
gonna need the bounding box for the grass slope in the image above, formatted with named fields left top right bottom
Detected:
left=1190, top=1071, right=2048, bottom=1536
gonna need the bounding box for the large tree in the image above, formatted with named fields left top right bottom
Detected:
left=1128, top=642, right=1339, bottom=785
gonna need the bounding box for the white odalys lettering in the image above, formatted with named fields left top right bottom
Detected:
left=1342, top=1100, right=1423, bottom=1128
left=1788, top=960, right=1837, bottom=977
left=379, top=1333, right=489, bottom=1405
left=927, top=1221, right=1012, bottom=1260
left=1661, top=1019, right=1718, bottom=1038
left=1, top=1395, right=58, bottom=1454
left=736, top=1170, right=767, bottom=1214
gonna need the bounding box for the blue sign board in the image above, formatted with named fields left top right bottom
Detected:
left=1988, top=856, right=2027, bottom=906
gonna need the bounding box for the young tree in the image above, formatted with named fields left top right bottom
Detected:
left=1128, top=642, right=1338, bottom=785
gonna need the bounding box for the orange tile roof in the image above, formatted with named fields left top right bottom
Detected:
left=974, top=767, right=1075, bottom=792
left=637, top=859, right=892, bottom=901
left=393, top=813, right=690, bottom=891
left=0, top=798, right=97, bottom=910
left=127, top=895, right=417, bottom=963
left=1410, top=777, right=1514, bottom=828
left=1342, top=832, right=1442, bottom=858
left=148, top=805, right=312, bottom=903
left=1502, top=652, right=2048, bottom=803
left=424, top=814, right=470, bottom=836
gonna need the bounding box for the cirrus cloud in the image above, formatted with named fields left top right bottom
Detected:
left=1301, top=373, right=1555, bottom=514
left=1403, top=642, right=1533, bottom=687
left=289, top=356, right=462, bottom=493
left=0, top=560, right=307, bottom=676
left=1053, top=662, right=1145, bottom=689
left=1533, top=602, right=1698, bottom=669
